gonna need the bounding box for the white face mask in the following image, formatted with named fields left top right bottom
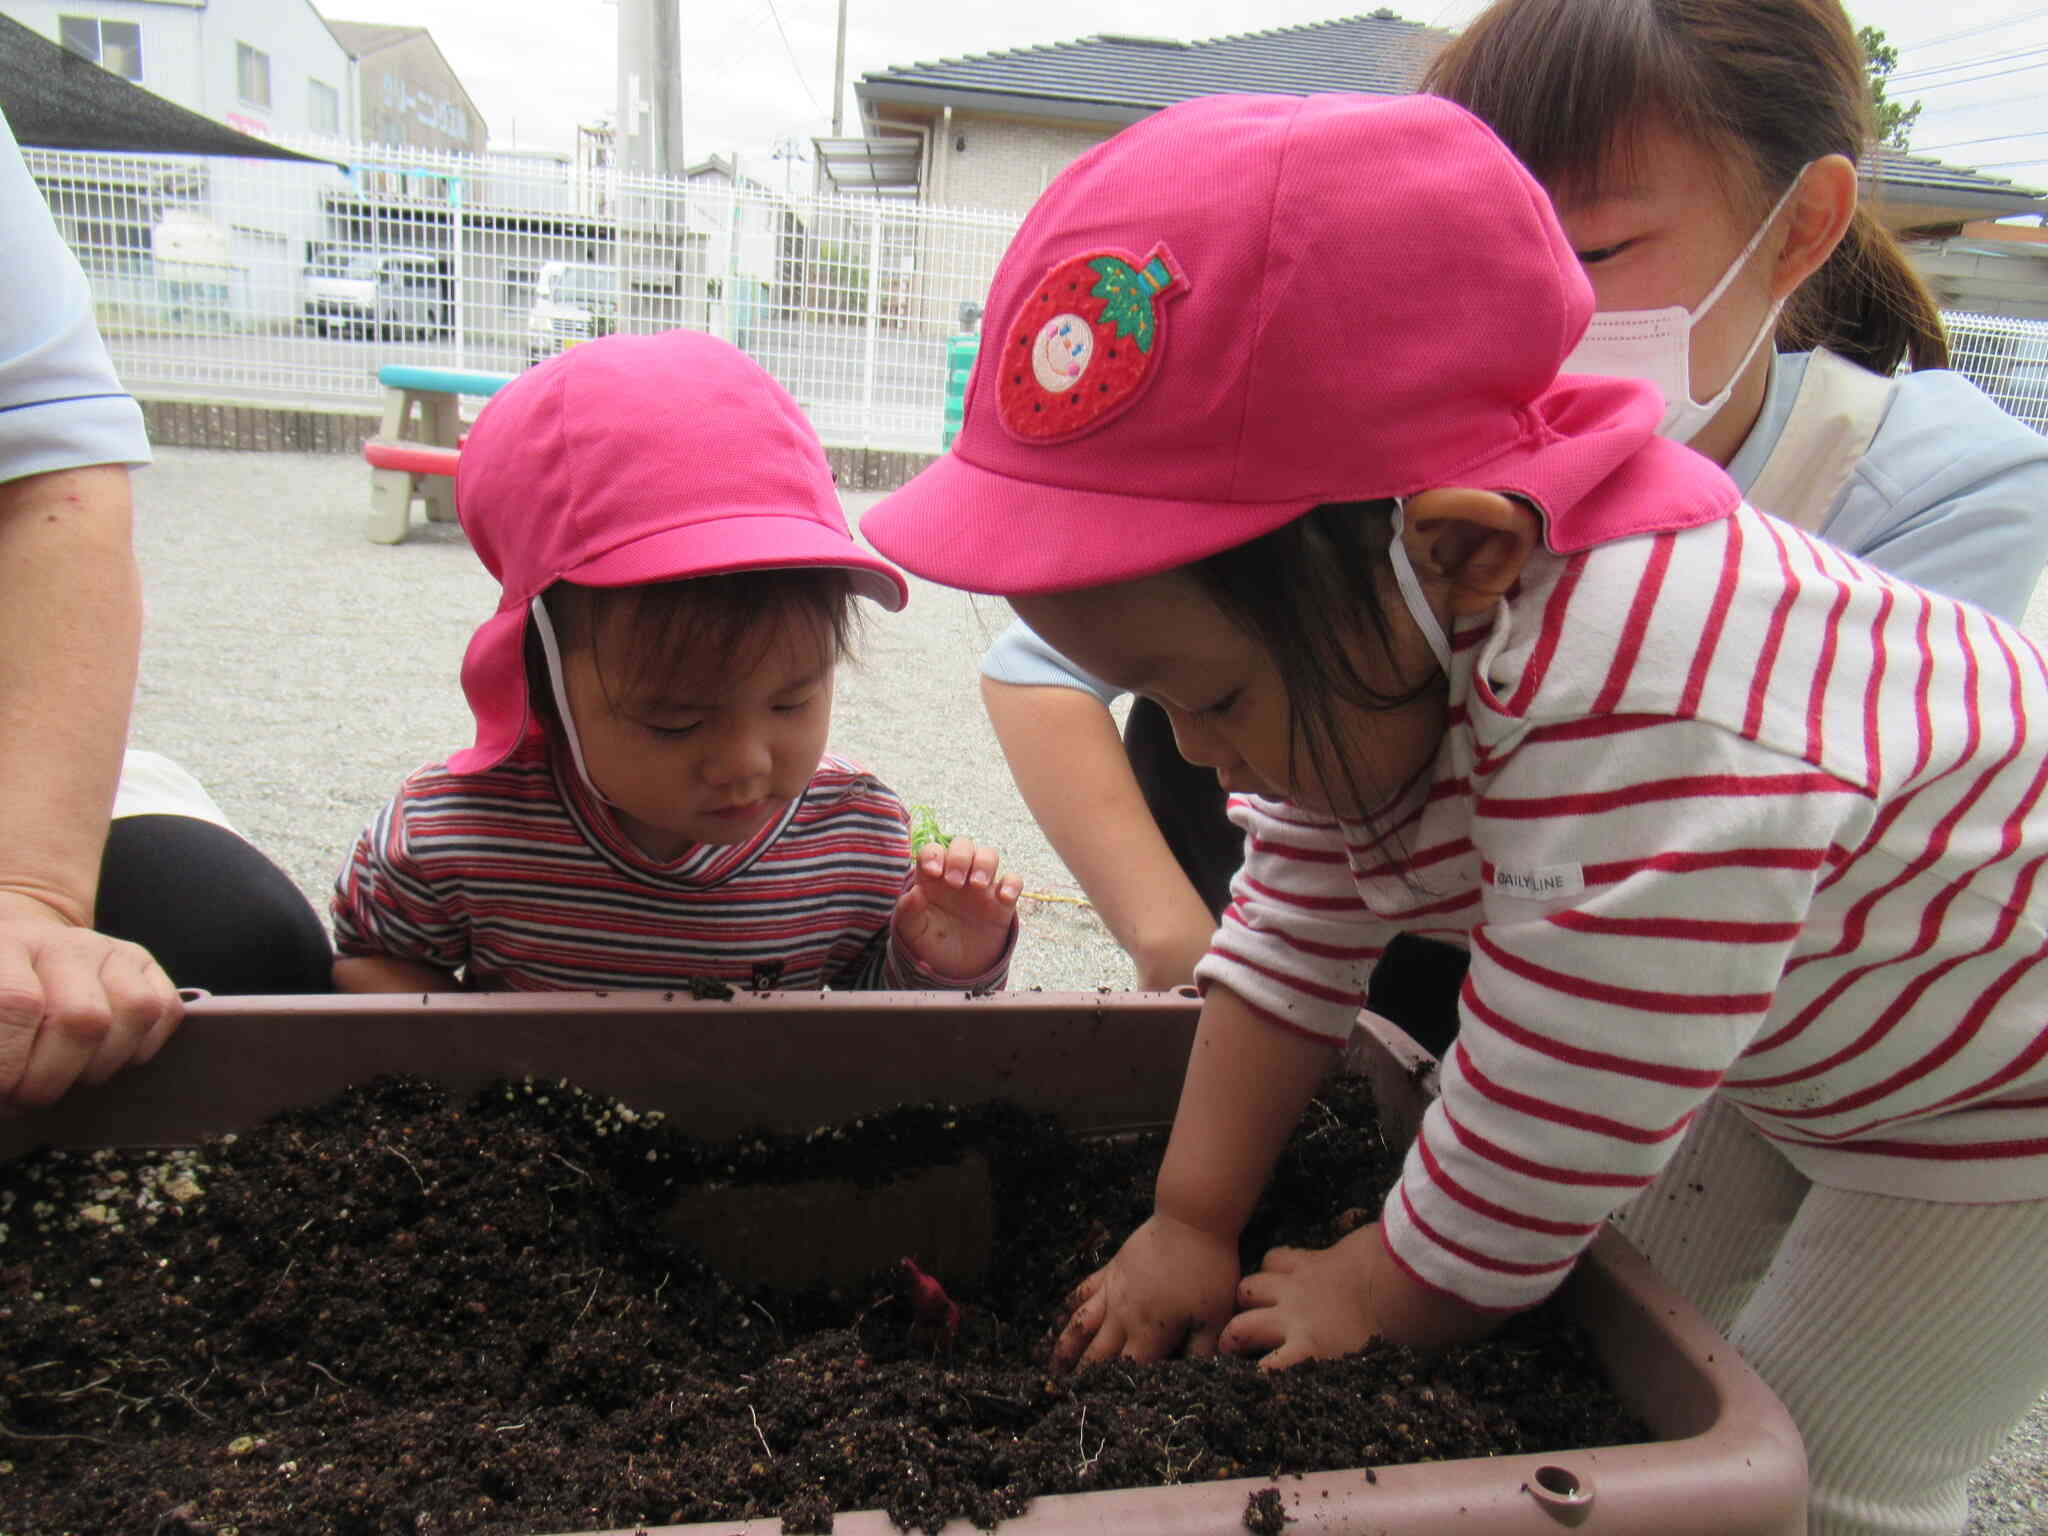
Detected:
left=1387, top=499, right=1454, bottom=678
left=1559, top=170, right=1807, bottom=445
left=529, top=595, right=622, bottom=810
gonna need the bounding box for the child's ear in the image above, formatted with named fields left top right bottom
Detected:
left=1398, top=489, right=1541, bottom=616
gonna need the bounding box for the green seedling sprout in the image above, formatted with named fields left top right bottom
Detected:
left=909, top=804, right=954, bottom=855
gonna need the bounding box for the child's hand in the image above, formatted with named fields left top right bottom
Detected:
left=893, top=833, right=1021, bottom=980
left=1050, top=1212, right=1240, bottom=1369
left=1220, top=1222, right=1498, bottom=1368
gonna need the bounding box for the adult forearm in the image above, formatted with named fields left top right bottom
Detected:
left=1153, top=983, right=1338, bottom=1238
left=980, top=676, right=1215, bottom=985
left=0, top=466, right=140, bottom=926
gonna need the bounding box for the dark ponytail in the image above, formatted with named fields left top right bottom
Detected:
left=1424, top=0, right=1950, bottom=377
left=1783, top=205, right=1949, bottom=373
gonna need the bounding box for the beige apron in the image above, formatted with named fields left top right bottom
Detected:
left=1743, top=348, right=1896, bottom=534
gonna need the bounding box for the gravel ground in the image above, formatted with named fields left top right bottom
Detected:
left=126, top=447, right=2045, bottom=1530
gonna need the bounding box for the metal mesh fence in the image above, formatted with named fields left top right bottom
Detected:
left=26, top=137, right=1020, bottom=453
left=25, top=136, right=2048, bottom=448
left=1943, top=311, right=2048, bottom=434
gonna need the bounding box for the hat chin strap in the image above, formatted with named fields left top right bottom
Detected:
left=1387, top=499, right=1454, bottom=677
left=528, top=597, right=625, bottom=811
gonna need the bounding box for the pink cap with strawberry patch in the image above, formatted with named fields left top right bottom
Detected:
left=861, top=93, right=1738, bottom=597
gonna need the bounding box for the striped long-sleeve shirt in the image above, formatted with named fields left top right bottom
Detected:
left=1197, top=501, right=2048, bottom=1313
left=333, top=740, right=1013, bottom=993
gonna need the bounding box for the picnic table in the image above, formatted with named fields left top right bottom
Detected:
left=363, top=364, right=514, bottom=544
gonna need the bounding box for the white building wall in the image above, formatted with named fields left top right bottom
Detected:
left=8, top=0, right=348, bottom=138
left=928, top=113, right=1113, bottom=215
left=194, top=0, right=349, bottom=139
left=4, top=0, right=206, bottom=106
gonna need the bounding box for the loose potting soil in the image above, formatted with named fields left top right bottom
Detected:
left=0, top=1072, right=1643, bottom=1534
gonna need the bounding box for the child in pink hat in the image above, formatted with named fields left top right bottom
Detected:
left=332, top=329, right=1020, bottom=996
left=863, top=92, right=2048, bottom=1535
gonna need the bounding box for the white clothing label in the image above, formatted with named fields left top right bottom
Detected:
left=1492, top=862, right=1585, bottom=899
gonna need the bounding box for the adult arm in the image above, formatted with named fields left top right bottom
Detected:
left=0, top=466, right=181, bottom=1103
left=0, top=108, right=178, bottom=1105
left=980, top=623, right=1216, bottom=987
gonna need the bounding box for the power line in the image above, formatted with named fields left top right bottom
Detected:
left=1914, top=87, right=2048, bottom=117
left=1891, top=41, right=2048, bottom=85
left=1898, top=5, right=2048, bottom=53
left=1916, top=131, right=2048, bottom=152
left=760, top=0, right=825, bottom=118
left=1891, top=58, right=2048, bottom=94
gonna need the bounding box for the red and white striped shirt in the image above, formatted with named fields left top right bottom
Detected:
left=333, top=740, right=1012, bottom=993
left=1197, top=502, right=2048, bottom=1312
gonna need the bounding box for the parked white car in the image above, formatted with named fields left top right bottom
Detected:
left=303, top=249, right=451, bottom=341
left=526, top=261, right=621, bottom=364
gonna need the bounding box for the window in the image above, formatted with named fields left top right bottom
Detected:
left=59, top=16, right=143, bottom=81
left=236, top=42, right=270, bottom=108
left=309, top=79, right=340, bottom=136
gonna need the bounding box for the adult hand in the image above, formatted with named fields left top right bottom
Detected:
left=1050, top=1211, right=1241, bottom=1368
left=0, top=891, right=182, bottom=1109
left=894, top=832, right=1022, bottom=979
left=1222, top=1222, right=1499, bottom=1368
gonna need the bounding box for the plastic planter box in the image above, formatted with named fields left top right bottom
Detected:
left=3, top=991, right=1807, bottom=1534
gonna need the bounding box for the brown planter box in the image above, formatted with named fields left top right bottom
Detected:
left=3, top=991, right=1807, bottom=1534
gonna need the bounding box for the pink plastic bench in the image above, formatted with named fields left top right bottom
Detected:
left=362, top=438, right=463, bottom=543
left=364, top=363, right=509, bottom=544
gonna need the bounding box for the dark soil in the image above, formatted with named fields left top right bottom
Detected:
left=0, top=1073, right=1643, bottom=1535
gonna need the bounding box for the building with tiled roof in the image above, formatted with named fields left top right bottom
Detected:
left=824, top=11, right=2045, bottom=243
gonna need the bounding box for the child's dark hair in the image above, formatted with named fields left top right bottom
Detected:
left=1423, top=0, right=1949, bottom=375
left=1187, top=500, right=1438, bottom=854
left=523, top=567, right=857, bottom=729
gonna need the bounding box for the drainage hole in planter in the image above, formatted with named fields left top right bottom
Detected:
left=1532, top=1464, right=1593, bottom=1505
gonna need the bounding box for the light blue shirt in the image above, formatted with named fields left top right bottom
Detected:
left=985, top=349, right=2048, bottom=697
left=0, top=107, right=151, bottom=483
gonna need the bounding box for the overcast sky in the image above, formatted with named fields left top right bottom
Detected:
left=325, top=0, right=2048, bottom=197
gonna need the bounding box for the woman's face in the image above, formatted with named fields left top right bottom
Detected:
left=1550, top=119, right=1791, bottom=465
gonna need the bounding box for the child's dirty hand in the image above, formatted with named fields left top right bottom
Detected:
left=1049, top=1212, right=1239, bottom=1369
left=894, top=832, right=1021, bottom=981
left=1220, top=1223, right=1497, bottom=1368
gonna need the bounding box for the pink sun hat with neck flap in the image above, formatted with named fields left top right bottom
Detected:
left=860, top=92, right=1738, bottom=597
left=446, top=328, right=908, bottom=775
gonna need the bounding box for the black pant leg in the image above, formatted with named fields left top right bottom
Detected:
left=95, top=815, right=333, bottom=994
left=1120, top=695, right=1242, bottom=920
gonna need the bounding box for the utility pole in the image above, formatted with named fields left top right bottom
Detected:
left=616, top=0, right=682, bottom=177
left=831, top=0, right=848, bottom=137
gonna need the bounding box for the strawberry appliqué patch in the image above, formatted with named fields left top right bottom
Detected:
left=997, top=245, right=1186, bottom=443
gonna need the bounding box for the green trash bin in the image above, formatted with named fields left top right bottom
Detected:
left=942, top=332, right=980, bottom=450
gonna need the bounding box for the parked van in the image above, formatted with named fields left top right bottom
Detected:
left=525, top=261, right=620, bottom=364
left=303, top=248, right=451, bottom=341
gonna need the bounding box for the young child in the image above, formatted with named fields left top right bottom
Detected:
left=976, top=0, right=2048, bottom=1009
left=333, top=330, right=1020, bottom=995
left=862, top=93, right=2048, bottom=1536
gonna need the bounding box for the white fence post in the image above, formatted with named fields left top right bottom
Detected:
left=452, top=175, right=467, bottom=372
left=860, top=198, right=883, bottom=449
